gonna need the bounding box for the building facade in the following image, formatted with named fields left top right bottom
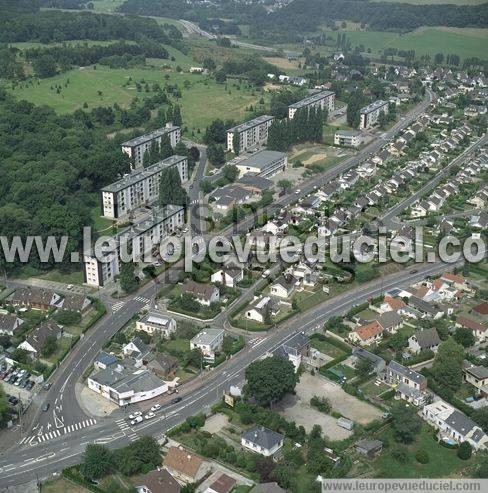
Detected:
left=121, top=123, right=181, bottom=168
left=101, top=155, right=188, bottom=219
left=235, top=150, right=287, bottom=178
left=359, top=100, right=389, bottom=129
left=334, top=130, right=362, bottom=147
left=288, top=90, right=335, bottom=119
left=226, top=115, right=274, bottom=153
left=83, top=205, right=185, bottom=287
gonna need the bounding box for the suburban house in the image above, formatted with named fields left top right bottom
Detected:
left=134, top=468, right=180, bottom=493
left=440, top=272, right=469, bottom=291
left=18, top=321, right=63, bottom=356
left=272, top=331, right=310, bottom=372
left=408, top=297, right=445, bottom=319
left=181, top=280, right=220, bottom=306
left=163, top=447, right=209, bottom=485
left=204, top=474, right=237, bottom=493
left=380, top=296, right=406, bottom=313
left=0, top=313, right=23, bottom=336
left=422, top=400, right=488, bottom=450
left=408, top=328, right=441, bottom=354
left=93, top=351, right=118, bottom=371
left=374, top=311, right=404, bottom=334
left=270, top=275, right=298, bottom=299
left=383, top=360, right=428, bottom=406
left=10, top=287, right=60, bottom=311
left=464, top=364, right=488, bottom=396
left=351, top=348, right=386, bottom=375
left=348, top=321, right=384, bottom=346
left=245, top=297, right=279, bottom=324
left=87, top=360, right=168, bottom=406
left=211, top=265, right=244, bottom=287
left=190, top=328, right=224, bottom=361
left=241, top=425, right=284, bottom=457
left=53, top=293, right=92, bottom=313
left=122, top=337, right=152, bottom=367
left=456, top=316, right=488, bottom=343
left=136, top=310, right=177, bottom=338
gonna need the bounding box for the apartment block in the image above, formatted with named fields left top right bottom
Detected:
left=334, top=130, right=362, bottom=147
left=226, top=115, right=275, bottom=153
left=359, top=100, right=389, bottom=129
left=83, top=205, right=185, bottom=287
left=121, top=123, right=181, bottom=168
left=288, top=90, right=335, bottom=119
left=101, top=155, right=188, bottom=219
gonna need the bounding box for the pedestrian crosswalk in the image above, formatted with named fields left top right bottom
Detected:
left=134, top=296, right=151, bottom=304
left=115, top=418, right=131, bottom=432
left=19, top=418, right=97, bottom=446
left=112, top=301, right=125, bottom=312
left=248, top=338, right=266, bottom=348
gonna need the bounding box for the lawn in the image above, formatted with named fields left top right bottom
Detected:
left=374, top=424, right=477, bottom=478
left=165, top=337, right=190, bottom=354
left=41, top=477, right=89, bottom=493
left=342, top=27, right=488, bottom=62
left=310, top=335, right=346, bottom=358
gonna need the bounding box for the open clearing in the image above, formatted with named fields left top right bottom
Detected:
left=263, top=56, right=302, bottom=70
left=303, top=153, right=328, bottom=165
left=203, top=413, right=230, bottom=434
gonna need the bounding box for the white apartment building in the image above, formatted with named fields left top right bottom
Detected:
left=101, top=155, right=189, bottom=219
left=288, top=90, right=335, bottom=119
left=226, top=115, right=275, bottom=153
left=359, top=100, right=389, bottom=129
left=83, top=205, right=185, bottom=287
left=334, top=130, right=362, bottom=147
left=235, top=149, right=287, bottom=178
left=121, top=123, right=181, bottom=169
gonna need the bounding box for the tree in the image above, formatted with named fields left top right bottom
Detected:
left=0, top=385, right=10, bottom=428
left=457, top=441, right=472, bottom=460
left=453, top=327, right=475, bottom=348
left=11, top=348, right=30, bottom=364
left=472, top=408, right=488, bottom=433
left=415, top=449, right=429, bottom=464
left=188, top=146, right=200, bottom=162
left=80, top=444, right=113, bottom=479
left=160, top=134, right=174, bottom=159
left=432, top=337, right=464, bottom=392
left=0, top=335, right=11, bottom=349
left=392, top=447, right=409, bottom=463
left=232, top=131, right=240, bottom=155
left=33, top=55, right=57, bottom=78
left=54, top=310, right=82, bottom=325
left=41, top=334, right=58, bottom=357
left=278, top=179, right=292, bottom=193
left=378, top=110, right=387, bottom=129
left=390, top=402, right=422, bottom=444
left=356, top=358, right=373, bottom=378
left=476, top=459, right=488, bottom=478
left=346, top=90, right=364, bottom=128
left=159, top=167, right=187, bottom=207
left=119, top=261, right=138, bottom=293
left=244, top=356, right=298, bottom=407
left=222, top=164, right=239, bottom=182
left=207, top=143, right=226, bottom=167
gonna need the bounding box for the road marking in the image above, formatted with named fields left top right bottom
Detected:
left=112, top=301, right=125, bottom=312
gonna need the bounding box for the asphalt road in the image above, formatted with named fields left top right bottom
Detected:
left=0, top=259, right=459, bottom=487
left=0, top=90, right=434, bottom=485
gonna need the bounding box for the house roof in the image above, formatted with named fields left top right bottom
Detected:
left=0, top=313, right=21, bottom=334
left=465, top=365, right=488, bottom=380
left=22, top=320, right=62, bottom=353
left=441, top=272, right=466, bottom=284
left=163, top=447, right=203, bottom=480
left=387, top=360, right=426, bottom=386
left=355, top=439, right=383, bottom=451
left=383, top=296, right=406, bottom=311
left=94, top=351, right=118, bottom=367
left=410, top=328, right=441, bottom=349
left=353, top=321, right=384, bottom=341
left=208, top=474, right=237, bottom=493
left=11, top=287, right=55, bottom=307
left=376, top=311, right=403, bottom=330
left=473, top=302, right=488, bottom=316
left=457, top=316, right=487, bottom=332
left=57, top=293, right=90, bottom=312
left=275, top=331, right=309, bottom=358
left=242, top=425, right=284, bottom=451
left=352, top=347, right=385, bottom=368
left=191, top=328, right=224, bottom=346
left=182, top=279, right=217, bottom=301
left=134, top=468, right=180, bottom=493
left=251, top=483, right=286, bottom=493
left=272, top=275, right=297, bottom=292
left=445, top=410, right=478, bottom=437
left=238, top=174, right=273, bottom=191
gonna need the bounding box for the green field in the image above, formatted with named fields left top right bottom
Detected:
left=342, top=27, right=488, bottom=61
left=8, top=58, right=264, bottom=132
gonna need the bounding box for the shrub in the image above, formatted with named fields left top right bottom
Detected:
left=392, top=447, right=409, bottom=463
left=415, top=449, right=429, bottom=464
left=457, top=441, right=472, bottom=460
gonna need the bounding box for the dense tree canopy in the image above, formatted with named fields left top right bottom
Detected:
left=431, top=337, right=465, bottom=392
left=244, top=356, right=298, bottom=407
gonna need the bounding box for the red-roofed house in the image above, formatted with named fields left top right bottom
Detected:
left=348, top=321, right=384, bottom=346
left=456, top=316, right=488, bottom=343
left=441, top=272, right=469, bottom=291
left=380, top=296, right=406, bottom=313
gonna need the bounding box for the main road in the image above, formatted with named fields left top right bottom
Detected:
left=0, top=90, right=434, bottom=485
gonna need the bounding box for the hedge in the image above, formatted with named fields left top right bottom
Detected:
left=62, top=467, right=105, bottom=493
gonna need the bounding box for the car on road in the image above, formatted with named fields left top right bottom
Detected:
left=41, top=403, right=50, bottom=412
left=295, top=189, right=301, bottom=194
left=409, top=269, right=418, bottom=274
left=262, top=269, right=271, bottom=278
left=144, top=412, right=155, bottom=420
left=150, top=404, right=161, bottom=412
left=130, top=416, right=143, bottom=425
left=43, top=382, right=51, bottom=390
left=129, top=411, right=142, bottom=420
left=171, top=397, right=182, bottom=404
left=189, top=184, right=193, bottom=189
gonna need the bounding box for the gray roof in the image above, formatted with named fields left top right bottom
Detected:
left=465, top=365, right=488, bottom=380
left=94, top=351, right=118, bottom=367
left=387, top=360, right=426, bottom=386
left=376, top=311, right=403, bottom=330
left=409, top=296, right=441, bottom=316
left=410, top=328, right=441, bottom=349
left=101, top=155, right=186, bottom=193
left=360, top=100, right=388, bottom=115
left=227, top=115, right=274, bottom=134
left=237, top=150, right=285, bottom=170
left=355, top=439, right=383, bottom=451
left=237, top=174, right=273, bottom=191
left=273, top=274, right=298, bottom=292
left=289, top=90, right=334, bottom=110
left=251, top=483, right=286, bottom=493
left=352, top=347, right=385, bottom=369
left=121, top=125, right=179, bottom=148
left=336, top=129, right=362, bottom=137
left=274, top=331, right=309, bottom=358
left=445, top=410, right=478, bottom=436
left=397, top=382, right=424, bottom=399
left=242, top=425, right=283, bottom=450
left=191, top=328, right=224, bottom=346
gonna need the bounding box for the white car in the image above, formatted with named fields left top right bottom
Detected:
left=129, top=411, right=142, bottom=420
left=130, top=416, right=143, bottom=426
left=150, top=404, right=161, bottom=412
left=144, top=412, right=155, bottom=420
left=295, top=189, right=301, bottom=194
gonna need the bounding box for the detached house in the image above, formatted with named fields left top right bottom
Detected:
left=383, top=360, right=428, bottom=406
left=136, top=310, right=176, bottom=338
left=0, top=313, right=23, bottom=336
left=211, top=265, right=244, bottom=288
left=272, top=331, right=310, bottom=372
left=348, top=321, right=384, bottom=346
left=18, top=321, right=63, bottom=356
left=456, top=316, right=488, bottom=343
left=190, top=328, right=224, bottom=361
left=241, top=426, right=284, bottom=457
left=270, top=275, right=298, bottom=299
left=464, top=364, right=488, bottom=396
left=408, top=328, right=441, bottom=354
left=163, top=447, right=209, bottom=485
left=181, top=280, right=220, bottom=306
left=245, top=297, right=279, bottom=324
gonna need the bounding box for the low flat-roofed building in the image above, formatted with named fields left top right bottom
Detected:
left=190, top=328, right=224, bottom=361
left=464, top=364, right=488, bottom=396
left=235, top=150, right=287, bottom=179
left=136, top=310, right=176, bottom=338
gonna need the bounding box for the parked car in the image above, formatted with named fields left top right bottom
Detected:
left=171, top=397, right=182, bottom=404
left=26, top=381, right=34, bottom=391
left=41, top=403, right=50, bottom=412
left=144, top=412, right=155, bottom=420
left=129, top=411, right=142, bottom=420
left=150, top=404, right=161, bottom=412
left=43, top=383, right=51, bottom=390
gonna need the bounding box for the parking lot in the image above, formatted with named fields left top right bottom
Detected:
left=0, top=362, right=37, bottom=417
